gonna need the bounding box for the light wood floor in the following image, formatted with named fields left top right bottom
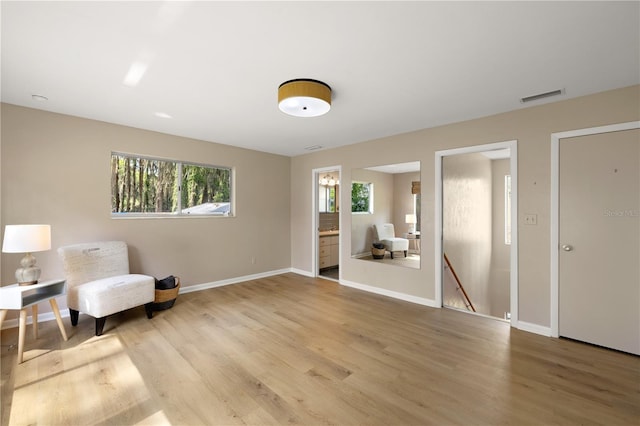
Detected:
left=1, top=273, right=639, bottom=425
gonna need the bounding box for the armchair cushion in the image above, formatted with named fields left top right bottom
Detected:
left=374, top=223, right=409, bottom=258
left=70, top=273, right=154, bottom=319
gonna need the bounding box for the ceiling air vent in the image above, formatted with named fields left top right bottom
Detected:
left=304, top=145, right=323, bottom=151
left=520, top=89, right=564, bottom=103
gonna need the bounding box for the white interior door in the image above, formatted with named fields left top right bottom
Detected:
left=559, top=129, right=639, bottom=354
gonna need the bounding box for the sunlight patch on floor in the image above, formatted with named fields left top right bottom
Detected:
left=10, top=334, right=157, bottom=425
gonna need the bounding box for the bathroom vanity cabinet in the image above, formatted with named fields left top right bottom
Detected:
left=319, top=234, right=339, bottom=269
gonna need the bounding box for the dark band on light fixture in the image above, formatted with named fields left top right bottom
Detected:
left=278, top=78, right=331, bottom=91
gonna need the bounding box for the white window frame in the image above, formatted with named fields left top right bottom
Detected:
left=351, top=181, right=374, bottom=214
left=111, top=152, right=234, bottom=218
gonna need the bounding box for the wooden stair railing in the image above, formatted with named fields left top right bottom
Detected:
left=443, top=253, right=476, bottom=312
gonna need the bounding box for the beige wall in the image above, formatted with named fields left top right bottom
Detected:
left=443, top=153, right=492, bottom=314
left=1, top=105, right=291, bottom=315
left=392, top=171, right=420, bottom=237
left=291, top=85, right=640, bottom=328
left=3, top=85, right=638, bottom=331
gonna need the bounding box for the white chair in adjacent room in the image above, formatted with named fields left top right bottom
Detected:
left=374, top=223, right=409, bottom=259
left=58, top=241, right=155, bottom=336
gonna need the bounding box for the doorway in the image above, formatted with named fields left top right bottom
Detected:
left=313, top=167, right=341, bottom=281
left=551, top=122, right=639, bottom=354
left=435, top=140, right=518, bottom=324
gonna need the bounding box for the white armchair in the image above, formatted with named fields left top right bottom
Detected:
left=374, top=223, right=409, bottom=259
left=58, top=241, right=155, bottom=336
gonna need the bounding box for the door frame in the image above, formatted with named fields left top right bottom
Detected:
left=550, top=121, right=640, bottom=337
left=312, top=165, right=342, bottom=278
left=435, top=140, right=519, bottom=325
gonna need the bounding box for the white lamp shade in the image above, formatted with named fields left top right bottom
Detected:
left=405, top=214, right=417, bottom=224
left=2, top=224, right=51, bottom=253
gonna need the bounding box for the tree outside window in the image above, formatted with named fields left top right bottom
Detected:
left=319, top=185, right=337, bottom=213
left=352, top=182, right=373, bottom=213
left=111, top=152, right=232, bottom=216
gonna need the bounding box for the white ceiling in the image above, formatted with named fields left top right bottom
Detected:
left=2, top=1, right=638, bottom=157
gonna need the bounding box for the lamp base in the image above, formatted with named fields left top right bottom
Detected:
left=16, top=253, right=41, bottom=285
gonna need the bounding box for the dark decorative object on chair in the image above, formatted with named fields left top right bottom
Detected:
left=372, top=243, right=386, bottom=259
left=152, top=275, right=180, bottom=311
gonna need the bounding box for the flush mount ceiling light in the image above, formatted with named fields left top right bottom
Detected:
left=278, top=79, right=331, bottom=117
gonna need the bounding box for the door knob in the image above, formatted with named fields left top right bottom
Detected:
left=561, top=244, right=573, bottom=252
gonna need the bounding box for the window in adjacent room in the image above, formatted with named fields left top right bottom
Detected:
left=111, top=152, right=232, bottom=217
left=319, top=184, right=338, bottom=213
left=351, top=182, right=373, bottom=214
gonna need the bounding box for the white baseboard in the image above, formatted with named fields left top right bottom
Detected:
left=179, top=268, right=292, bottom=294
left=516, top=320, right=552, bottom=337
left=4, top=270, right=550, bottom=342
left=290, top=268, right=314, bottom=278
left=339, top=278, right=438, bottom=308
left=0, top=268, right=292, bottom=330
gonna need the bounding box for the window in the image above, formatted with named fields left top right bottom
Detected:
left=319, top=185, right=337, bottom=213
left=351, top=182, right=373, bottom=213
left=111, top=152, right=232, bottom=216
left=505, top=175, right=512, bottom=244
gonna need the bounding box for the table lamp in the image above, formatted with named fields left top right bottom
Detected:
left=2, top=224, right=51, bottom=285
left=405, top=214, right=417, bottom=234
